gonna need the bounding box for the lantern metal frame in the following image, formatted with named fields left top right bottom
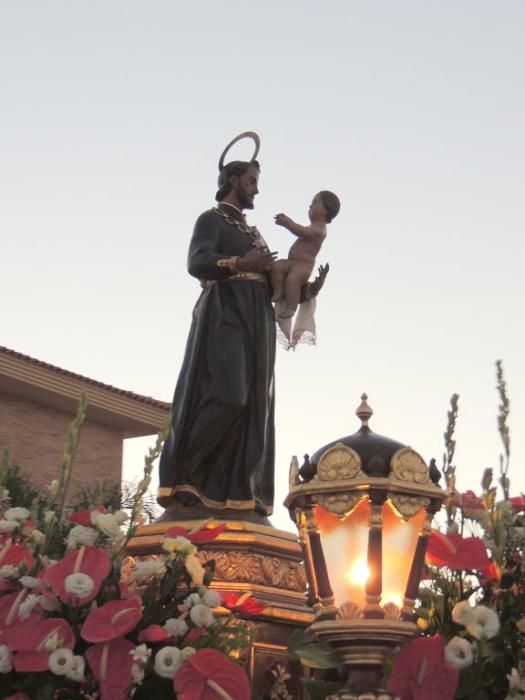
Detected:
left=285, top=397, right=446, bottom=700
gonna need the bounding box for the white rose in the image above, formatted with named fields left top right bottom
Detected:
left=190, top=603, right=215, bottom=628
left=64, top=572, right=95, bottom=599
left=66, top=654, right=85, bottom=682
left=4, top=507, right=30, bottom=522
left=134, top=558, right=166, bottom=582
left=19, top=593, right=40, bottom=620
left=20, top=575, right=40, bottom=589
left=452, top=600, right=475, bottom=627
left=0, top=520, right=20, bottom=533
left=184, top=592, right=202, bottom=608
left=202, top=590, right=222, bottom=607
left=91, top=511, right=124, bottom=539
left=0, top=644, right=12, bottom=673
left=48, top=648, right=74, bottom=675
left=466, top=605, right=500, bottom=640
left=163, top=617, right=189, bottom=637
left=154, top=646, right=183, bottom=679
left=67, top=525, right=99, bottom=549
left=444, top=636, right=474, bottom=670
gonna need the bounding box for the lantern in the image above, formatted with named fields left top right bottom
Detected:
left=285, top=395, right=445, bottom=700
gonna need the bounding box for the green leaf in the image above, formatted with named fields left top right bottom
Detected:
left=287, top=629, right=342, bottom=669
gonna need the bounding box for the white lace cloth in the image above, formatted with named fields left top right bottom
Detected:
left=275, top=298, right=317, bottom=350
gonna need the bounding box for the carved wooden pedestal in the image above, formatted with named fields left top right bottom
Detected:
left=127, top=519, right=313, bottom=699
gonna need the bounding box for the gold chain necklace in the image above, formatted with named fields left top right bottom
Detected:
left=213, top=207, right=268, bottom=251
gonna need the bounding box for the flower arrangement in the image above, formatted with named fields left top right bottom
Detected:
left=0, top=397, right=257, bottom=700
left=387, top=362, right=525, bottom=700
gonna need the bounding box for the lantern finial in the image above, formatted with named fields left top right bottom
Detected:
left=356, top=393, right=373, bottom=428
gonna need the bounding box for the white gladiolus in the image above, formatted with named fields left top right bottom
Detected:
left=452, top=600, right=475, bottom=627
left=47, top=479, right=60, bottom=497
left=67, top=525, right=99, bottom=549
left=48, top=648, right=74, bottom=676
left=131, top=662, right=145, bottom=684
left=154, top=646, right=183, bottom=679
left=0, top=520, right=20, bottom=533
left=181, top=646, right=196, bottom=661
left=0, top=565, right=19, bottom=579
left=190, top=603, right=215, bottom=628
left=134, top=558, right=166, bottom=582
left=44, top=510, right=56, bottom=524
left=31, top=529, right=45, bottom=545
left=91, top=511, right=127, bottom=538
left=64, top=572, right=95, bottom=599
left=163, top=617, right=189, bottom=637
left=66, top=655, right=85, bottom=682
left=4, top=507, right=30, bottom=522
left=0, top=644, right=13, bottom=673
left=202, top=590, right=222, bottom=607
left=444, top=637, right=474, bottom=670
left=465, top=605, right=500, bottom=640
left=20, top=575, right=40, bottom=589
left=19, top=593, right=40, bottom=620
left=131, top=644, right=151, bottom=665
left=185, top=554, right=205, bottom=585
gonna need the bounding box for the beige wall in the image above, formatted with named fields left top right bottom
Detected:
left=0, top=392, right=123, bottom=494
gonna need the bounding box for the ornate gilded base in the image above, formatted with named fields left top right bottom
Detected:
left=126, top=518, right=313, bottom=698
left=327, top=692, right=399, bottom=700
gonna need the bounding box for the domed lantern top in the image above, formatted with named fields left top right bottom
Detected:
left=285, top=393, right=446, bottom=679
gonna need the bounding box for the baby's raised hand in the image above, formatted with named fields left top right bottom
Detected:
left=274, top=213, right=292, bottom=228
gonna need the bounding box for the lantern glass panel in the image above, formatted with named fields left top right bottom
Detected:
left=315, top=498, right=426, bottom=611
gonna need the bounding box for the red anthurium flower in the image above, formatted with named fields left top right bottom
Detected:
left=388, top=635, right=459, bottom=700
left=174, top=648, right=251, bottom=700
left=9, top=618, right=75, bottom=672
left=81, top=595, right=142, bottom=642
left=0, top=541, right=35, bottom=572
left=220, top=592, right=266, bottom=616
left=41, top=545, right=111, bottom=607
left=5, top=693, right=31, bottom=700
left=68, top=505, right=106, bottom=527
left=165, top=522, right=227, bottom=544
left=85, top=636, right=134, bottom=700
left=137, top=623, right=172, bottom=644
left=426, top=531, right=490, bottom=573
left=186, top=628, right=207, bottom=643
left=510, top=495, right=525, bottom=512
left=0, top=589, right=41, bottom=632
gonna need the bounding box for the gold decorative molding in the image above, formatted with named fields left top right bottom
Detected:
left=199, top=550, right=307, bottom=592
left=390, top=448, right=429, bottom=485
left=316, top=492, right=361, bottom=517
left=389, top=494, right=430, bottom=519
left=316, top=443, right=363, bottom=482
left=337, top=602, right=364, bottom=620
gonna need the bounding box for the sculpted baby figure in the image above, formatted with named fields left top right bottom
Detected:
left=272, top=190, right=340, bottom=319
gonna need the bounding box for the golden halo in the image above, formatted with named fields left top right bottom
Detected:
left=218, top=131, right=260, bottom=171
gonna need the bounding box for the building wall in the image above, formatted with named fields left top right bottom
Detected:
left=0, top=392, right=123, bottom=494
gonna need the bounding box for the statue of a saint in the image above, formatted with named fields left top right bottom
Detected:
left=157, top=133, right=328, bottom=521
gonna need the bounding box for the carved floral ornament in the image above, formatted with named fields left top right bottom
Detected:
left=316, top=443, right=363, bottom=482
left=390, top=446, right=430, bottom=485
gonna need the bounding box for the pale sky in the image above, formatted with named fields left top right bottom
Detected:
left=2, top=1, right=524, bottom=531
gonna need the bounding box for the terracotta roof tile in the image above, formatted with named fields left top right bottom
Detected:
left=0, top=346, right=170, bottom=412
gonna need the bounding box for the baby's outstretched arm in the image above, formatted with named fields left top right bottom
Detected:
left=274, top=213, right=323, bottom=239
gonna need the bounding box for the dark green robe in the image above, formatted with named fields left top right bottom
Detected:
left=158, top=204, right=275, bottom=514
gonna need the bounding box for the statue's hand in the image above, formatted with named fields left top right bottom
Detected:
left=236, top=248, right=278, bottom=273
left=301, top=263, right=330, bottom=301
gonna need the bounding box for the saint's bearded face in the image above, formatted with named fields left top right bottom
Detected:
left=234, top=165, right=259, bottom=210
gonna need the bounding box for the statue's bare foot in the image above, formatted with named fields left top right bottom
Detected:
left=278, top=308, right=295, bottom=319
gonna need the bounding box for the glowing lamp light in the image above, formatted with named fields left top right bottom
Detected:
left=285, top=394, right=446, bottom=700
